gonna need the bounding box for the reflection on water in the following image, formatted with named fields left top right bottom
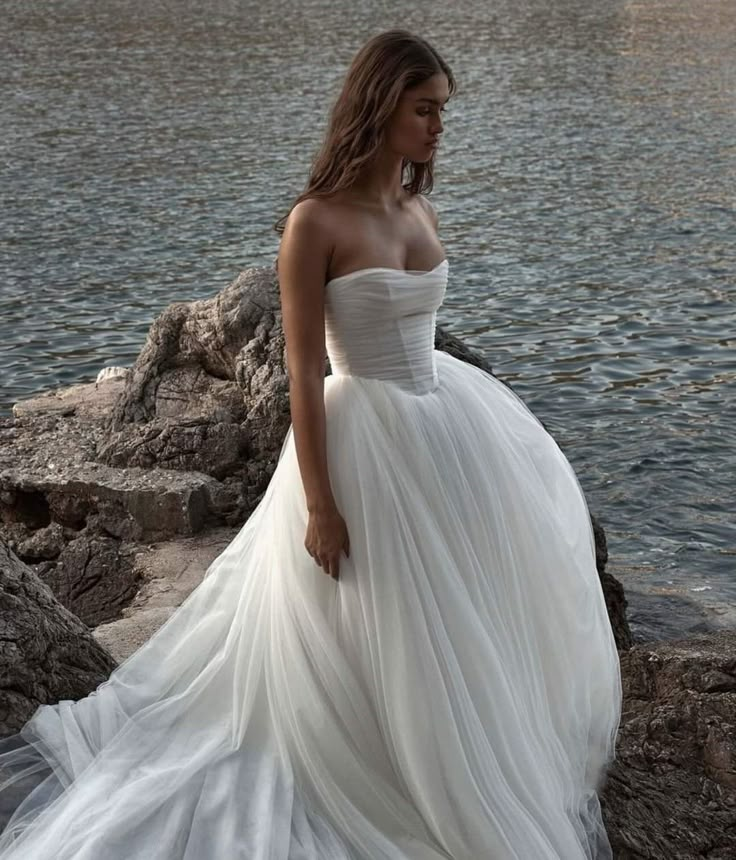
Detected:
left=1, top=0, right=734, bottom=641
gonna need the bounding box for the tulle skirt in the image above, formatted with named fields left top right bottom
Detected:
left=0, top=350, right=622, bottom=859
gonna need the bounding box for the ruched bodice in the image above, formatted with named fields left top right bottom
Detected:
left=324, top=258, right=448, bottom=395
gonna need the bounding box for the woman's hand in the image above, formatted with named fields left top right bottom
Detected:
left=304, top=504, right=350, bottom=581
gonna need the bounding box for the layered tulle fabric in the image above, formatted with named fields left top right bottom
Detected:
left=0, top=259, right=622, bottom=858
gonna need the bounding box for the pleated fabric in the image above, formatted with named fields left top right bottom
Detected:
left=0, top=259, right=622, bottom=858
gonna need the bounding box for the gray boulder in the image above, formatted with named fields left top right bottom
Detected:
left=603, top=630, right=736, bottom=858
left=0, top=539, right=116, bottom=734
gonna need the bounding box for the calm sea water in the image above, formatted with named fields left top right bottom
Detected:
left=1, top=0, right=734, bottom=642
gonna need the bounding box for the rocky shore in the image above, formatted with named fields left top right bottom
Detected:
left=1, top=265, right=734, bottom=857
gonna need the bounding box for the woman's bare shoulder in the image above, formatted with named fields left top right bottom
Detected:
left=286, top=195, right=353, bottom=240
left=413, top=193, right=439, bottom=232
left=286, top=196, right=333, bottom=227
left=277, top=198, right=336, bottom=279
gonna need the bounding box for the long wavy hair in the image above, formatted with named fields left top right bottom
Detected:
left=272, top=29, right=455, bottom=235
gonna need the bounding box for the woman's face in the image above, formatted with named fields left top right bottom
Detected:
left=386, top=72, right=450, bottom=163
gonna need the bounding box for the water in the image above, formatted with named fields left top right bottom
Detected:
left=1, top=0, right=734, bottom=642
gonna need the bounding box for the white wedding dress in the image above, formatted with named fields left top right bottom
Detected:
left=0, top=258, right=622, bottom=859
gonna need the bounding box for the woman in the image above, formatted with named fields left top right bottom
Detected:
left=0, top=29, right=622, bottom=859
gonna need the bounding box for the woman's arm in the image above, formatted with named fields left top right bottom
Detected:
left=276, top=199, right=349, bottom=579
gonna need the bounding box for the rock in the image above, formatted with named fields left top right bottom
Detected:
left=91, top=527, right=237, bottom=662
left=45, top=533, right=141, bottom=627
left=17, top=521, right=65, bottom=561
left=593, top=516, right=633, bottom=651
left=0, top=539, right=117, bottom=734
left=103, top=268, right=290, bottom=486
left=602, top=630, right=736, bottom=858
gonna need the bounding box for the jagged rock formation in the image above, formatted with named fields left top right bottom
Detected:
left=0, top=539, right=117, bottom=734
left=603, top=630, right=736, bottom=858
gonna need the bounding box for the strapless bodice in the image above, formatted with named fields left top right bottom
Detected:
left=324, top=259, right=448, bottom=395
